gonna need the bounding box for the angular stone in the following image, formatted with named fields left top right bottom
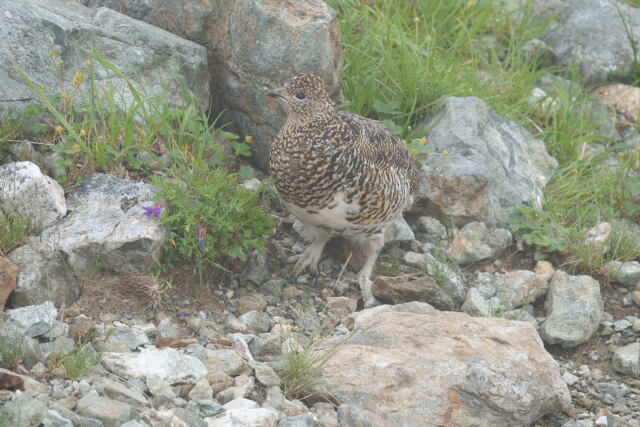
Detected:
left=146, top=375, right=176, bottom=399
left=6, top=301, right=57, bottom=337
left=205, top=349, right=244, bottom=376
left=207, top=371, right=234, bottom=395
left=0, top=256, right=17, bottom=309
left=476, top=270, right=550, bottom=311
left=2, top=390, right=49, bottom=427
left=239, top=310, right=272, bottom=334
left=448, top=222, right=512, bottom=265
left=110, top=327, right=151, bottom=351
left=39, top=173, right=165, bottom=275
left=608, top=261, right=640, bottom=287
left=93, top=0, right=342, bottom=171
left=611, top=342, right=640, bottom=377
left=103, top=347, right=207, bottom=383
left=0, top=0, right=209, bottom=113
left=413, top=97, right=557, bottom=226
left=384, top=215, right=415, bottom=244
left=321, top=303, right=570, bottom=425
left=583, top=222, right=613, bottom=250
left=372, top=276, right=456, bottom=311
left=416, top=216, right=448, bottom=240
left=278, top=413, right=315, bottom=427
left=0, top=162, right=66, bottom=229
left=542, top=0, right=640, bottom=85
left=0, top=368, right=48, bottom=393
left=236, top=293, right=267, bottom=315
left=592, top=84, right=640, bottom=123
left=251, top=361, right=281, bottom=387
left=76, top=393, right=133, bottom=427
left=401, top=251, right=465, bottom=304
left=7, top=241, right=79, bottom=307
left=97, top=377, right=148, bottom=407
left=188, top=378, right=214, bottom=401
left=540, top=271, right=604, bottom=348
left=206, top=407, right=279, bottom=427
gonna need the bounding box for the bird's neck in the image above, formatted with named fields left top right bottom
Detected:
left=285, top=108, right=337, bottom=129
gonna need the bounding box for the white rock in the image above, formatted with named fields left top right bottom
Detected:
left=103, top=348, right=207, bottom=383
left=0, top=162, right=66, bottom=228
left=384, top=215, right=415, bottom=244
left=223, top=398, right=260, bottom=410
left=206, top=408, right=279, bottom=427
left=6, top=301, right=57, bottom=337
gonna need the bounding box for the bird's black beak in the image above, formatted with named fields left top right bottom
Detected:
left=267, top=88, right=285, bottom=100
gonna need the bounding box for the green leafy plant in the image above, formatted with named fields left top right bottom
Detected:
left=152, top=165, right=274, bottom=274
left=280, top=339, right=339, bottom=401
left=0, top=213, right=31, bottom=256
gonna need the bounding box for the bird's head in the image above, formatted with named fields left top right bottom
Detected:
left=268, top=74, right=336, bottom=125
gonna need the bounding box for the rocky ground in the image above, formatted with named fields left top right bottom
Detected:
left=1, top=0, right=640, bottom=426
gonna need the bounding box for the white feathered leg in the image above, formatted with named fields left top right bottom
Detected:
left=288, top=225, right=330, bottom=276
left=351, top=233, right=385, bottom=307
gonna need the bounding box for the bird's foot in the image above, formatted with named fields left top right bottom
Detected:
left=358, top=275, right=381, bottom=309
left=290, top=247, right=320, bottom=277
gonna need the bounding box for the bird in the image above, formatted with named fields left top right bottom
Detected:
left=268, top=74, right=419, bottom=306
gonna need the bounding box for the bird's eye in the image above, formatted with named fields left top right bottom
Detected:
left=296, top=93, right=306, bottom=100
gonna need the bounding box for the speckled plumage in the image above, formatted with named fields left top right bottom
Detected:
left=268, top=74, right=419, bottom=305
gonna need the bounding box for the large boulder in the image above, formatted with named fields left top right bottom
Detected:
left=541, top=0, right=640, bottom=85
left=0, top=162, right=66, bottom=229
left=414, top=97, right=557, bottom=227
left=90, top=0, right=342, bottom=171
left=0, top=0, right=209, bottom=112
left=323, top=302, right=571, bottom=426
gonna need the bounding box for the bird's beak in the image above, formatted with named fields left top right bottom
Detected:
left=267, top=88, right=285, bottom=100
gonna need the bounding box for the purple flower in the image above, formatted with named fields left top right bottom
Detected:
left=198, top=227, right=206, bottom=251
left=142, top=202, right=163, bottom=217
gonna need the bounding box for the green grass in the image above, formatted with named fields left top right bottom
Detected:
left=0, top=112, right=23, bottom=161
left=280, top=339, right=338, bottom=401
left=0, top=212, right=31, bottom=256
left=11, top=49, right=274, bottom=277
left=327, top=0, right=640, bottom=271
left=0, top=332, right=23, bottom=371
left=45, top=340, right=102, bottom=379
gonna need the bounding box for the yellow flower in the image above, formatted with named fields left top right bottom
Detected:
left=420, top=137, right=427, bottom=145
left=60, top=92, right=69, bottom=99
left=71, top=144, right=80, bottom=153
left=244, top=135, right=254, bottom=143
left=73, top=71, right=83, bottom=85
left=79, top=129, right=87, bottom=137
left=441, top=150, right=449, bottom=157
left=54, top=125, right=64, bottom=134
left=570, top=169, right=578, bottom=174
left=49, top=50, right=56, bottom=57
left=85, top=59, right=93, bottom=67
left=413, top=17, right=421, bottom=24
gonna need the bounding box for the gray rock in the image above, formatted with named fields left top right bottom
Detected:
left=322, top=303, right=571, bottom=425
left=205, top=349, right=244, bottom=376
left=188, top=378, right=214, bottom=401
left=613, top=319, right=632, bottom=332
left=502, top=309, right=540, bottom=329
left=461, top=287, right=504, bottom=317
left=416, top=216, right=448, bottom=240
left=239, top=310, right=272, bottom=334
left=157, top=317, right=179, bottom=338
left=21, top=336, right=45, bottom=370
left=236, top=293, right=268, bottom=315
left=238, top=250, right=273, bottom=286
left=41, top=409, right=74, bottom=427
left=448, top=222, right=512, bottom=265
left=7, top=241, right=79, bottom=307
left=413, top=97, right=557, bottom=227
left=2, top=390, right=49, bottom=427
left=39, top=173, right=165, bottom=276
left=542, top=0, right=640, bottom=85
left=206, top=407, right=279, bottom=427
left=372, top=276, right=456, bottom=311
left=608, top=261, right=640, bottom=287
left=108, top=327, right=150, bottom=351
left=401, top=251, right=465, bottom=304
left=540, top=271, right=604, bottom=348
left=103, top=347, right=207, bottom=383
left=0, top=0, right=209, bottom=113
left=562, top=421, right=594, bottom=427
left=0, top=162, right=66, bottom=229
left=251, top=361, right=281, bottom=387
left=247, top=334, right=283, bottom=362
left=96, top=377, right=148, bottom=407
left=76, top=392, right=133, bottom=427
left=278, top=414, right=315, bottom=427
left=258, top=279, right=285, bottom=297
left=6, top=301, right=57, bottom=337
left=473, top=270, right=550, bottom=312
left=146, top=375, right=176, bottom=399
left=384, top=215, right=415, bottom=244
left=93, top=0, right=342, bottom=171
left=612, top=342, right=640, bottom=377
left=41, top=336, right=75, bottom=359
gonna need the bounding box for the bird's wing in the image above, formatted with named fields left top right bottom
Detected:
left=337, top=110, right=420, bottom=193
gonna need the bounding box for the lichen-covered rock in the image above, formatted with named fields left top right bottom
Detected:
left=0, top=0, right=209, bottom=113
left=540, top=271, right=604, bottom=348
left=372, top=276, right=456, bottom=311
left=542, top=0, right=640, bottom=85
left=322, top=302, right=571, bottom=426
left=448, top=221, right=512, bottom=265
left=413, top=97, right=557, bottom=227
left=6, top=301, right=57, bottom=338
left=612, top=342, right=640, bottom=377
left=401, top=251, right=465, bottom=305
left=0, top=162, right=66, bottom=229
left=103, top=348, right=207, bottom=383
left=91, top=0, right=342, bottom=171
left=40, top=173, right=165, bottom=275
